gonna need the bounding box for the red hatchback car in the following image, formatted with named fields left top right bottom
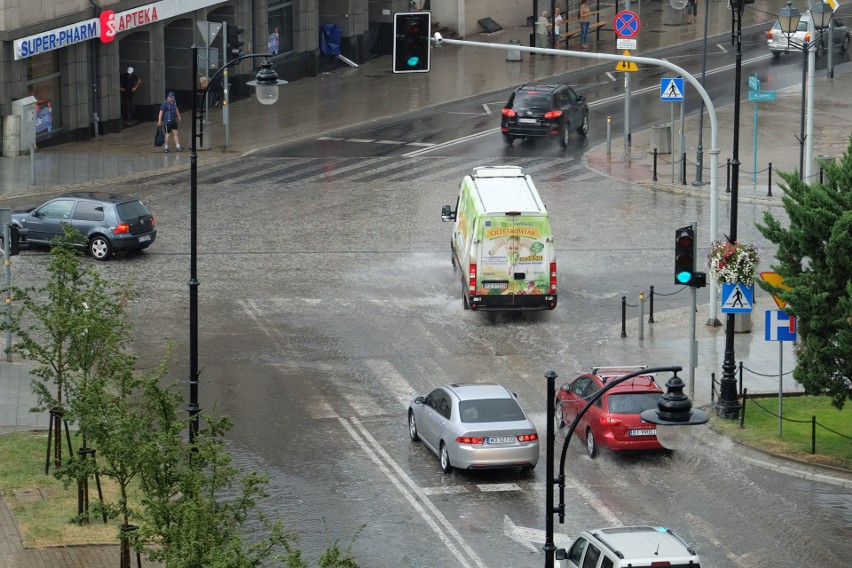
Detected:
left=555, top=367, right=664, bottom=458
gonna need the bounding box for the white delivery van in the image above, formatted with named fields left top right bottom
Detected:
left=441, top=166, right=557, bottom=311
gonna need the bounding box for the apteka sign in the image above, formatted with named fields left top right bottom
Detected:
left=14, top=0, right=224, bottom=60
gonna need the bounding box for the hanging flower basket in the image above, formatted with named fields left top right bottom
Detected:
left=707, top=240, right=760, bottom=291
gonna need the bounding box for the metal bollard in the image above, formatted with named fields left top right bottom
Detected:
left=606, top=116, right=612, bottom=156
left=681, top=153, right=687, bottom=185
left=648, top=286, right=655, bottom=323
left=767, top=162, right=773, bottom=197
left=638, top=291, right=645, bottom=340
left=621, top=296, right=627, bottom=338
left=652, top=148, right=658, bottom=181
left=726, top=158, right=731, bottom=193
left=30, top=144, right=36, bottom=186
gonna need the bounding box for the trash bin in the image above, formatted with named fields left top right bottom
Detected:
left=652, top=124, right=672, bottom=154
left=506, top=39, right=522, bottom=61
left=662, top=3, right=684, bottom=26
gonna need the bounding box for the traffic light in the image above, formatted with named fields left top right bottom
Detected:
left=227, top=24, right=245, bottom=59
left=674, top=226, right=696, bottom=286
left=393, top=12, right=431, bottom=73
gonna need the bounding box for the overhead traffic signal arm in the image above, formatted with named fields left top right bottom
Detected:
left=393, top=12, right=431, bottom=73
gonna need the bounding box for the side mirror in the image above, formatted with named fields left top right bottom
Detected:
left=555, top=548, right=569, bottom=567
left=441, top=204, right=456, bottom=222
left=413, top=396, right=425, bottom=405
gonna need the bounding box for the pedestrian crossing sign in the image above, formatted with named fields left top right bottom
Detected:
left=660, top=77, right=684, bottom=101
left=721, top=283, right=753, bottom=314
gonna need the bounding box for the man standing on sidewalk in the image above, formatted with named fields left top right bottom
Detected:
left=120, top=67, right=141, bottom=126
left=157, top=91, right=182, bottom=153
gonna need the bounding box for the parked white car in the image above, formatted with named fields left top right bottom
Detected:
left=767, top=12, right=850, bottom=57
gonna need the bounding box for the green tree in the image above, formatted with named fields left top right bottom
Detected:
left=756, top=137, right=852, bottom=409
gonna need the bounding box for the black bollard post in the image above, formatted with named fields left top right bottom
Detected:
left=681, top=153, right=687, bottom=185
left=767, top=162, right=773, bottom=197
left=621, top=296, right=627, bottom=337
left=726, top=158, right=731, bottom=193
left=648, top=285, right=655, bottom=323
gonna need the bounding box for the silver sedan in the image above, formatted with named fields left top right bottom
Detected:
left=407, top=383, right=539, bottom=473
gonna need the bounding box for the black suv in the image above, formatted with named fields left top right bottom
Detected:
left=12, top=192, right=157, bottom=261
left=501, top=83, right=589, bottom=147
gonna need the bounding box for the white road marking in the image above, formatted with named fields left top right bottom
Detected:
left=605, top=72, right=616, bottom=81
left=316, top=136, right=344, bottom=140
left=422, top=485, right=469, bottom=495
left=477, top=483, right=522, bottom=492
left=406, top=141, right=437, bottom=146
left=362, top=359, right=417, bottom=411
left=503, top=515, right=572, bottom=553
left=343, top=416, right=488, bottom=568
left=346, top=138, right=374, bottom=143
left=375, top=140, right=407, bottom=145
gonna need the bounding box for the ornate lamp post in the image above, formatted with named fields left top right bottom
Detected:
left=543, top=367, right=709, bottom=567
left=187, top=47, right=287, bottom=443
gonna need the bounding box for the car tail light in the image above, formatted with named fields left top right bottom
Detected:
left=600, top=415, right=623, bottom=427
left=766, top=29, right=773, bottom=39
left=151, top=216, right=156, bottom=227
left=113, top=223, right=130, bottom=234
left=456, top=436, right=485, bottom=445
left=804, top=32, right=811, bottom=42
left=549, top=262, right=557, bottom=293
left=544, top=110, right=563, bottom=119
left=517, top=433, right=538, bottom=442
left=502, top=108, right=516, bottom=117
left=469, top=264, right=477, bottom=293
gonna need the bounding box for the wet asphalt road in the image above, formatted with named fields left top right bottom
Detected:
left=7, top=145, right=851, bottom=567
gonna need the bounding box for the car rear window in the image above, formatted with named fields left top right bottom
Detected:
left=607, top=392, right=662, bottom=414
left=459, top=399, right=526, bottom=423
left=116, top=200, right=151, bottom=220
left=513, top=94, right=552, bottom=109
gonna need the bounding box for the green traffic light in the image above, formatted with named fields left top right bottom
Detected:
left=676, top=271, right=692, bottom=284
left=407, top=56, right=420, bottom=67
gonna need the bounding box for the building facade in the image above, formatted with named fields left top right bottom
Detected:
left=0, top=0, right=529, bottom=151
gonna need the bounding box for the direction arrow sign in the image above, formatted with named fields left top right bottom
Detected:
left=765, top=310, right=797, bottom=341
left=748, top=74, right=760, bottom=92
left=748, top=90, right=776, bottom=102
left=613, top=10, right=640, bottom=38
left=615, top=50, right=638, bottom=72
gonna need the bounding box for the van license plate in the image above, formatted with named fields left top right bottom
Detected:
left=629, top=429, right=656, bottom=437
left=483, top=282, right=508, bottom=290
left=518, top=118, right=537, bottom=124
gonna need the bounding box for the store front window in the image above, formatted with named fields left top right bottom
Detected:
left=268, top=0, right=293, bottom=55
left=27, top=51, right=61, bottom=138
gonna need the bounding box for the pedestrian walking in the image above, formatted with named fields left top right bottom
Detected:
left=579, top=0, right=592, bottom=49
left=687, top=0, right=697, bottom=25
left=535, top=10, right=551, bottom=50
left=119, top=66, right=141, bottom=125
left=157, top=91, right=182, bottom=153
left=554, top=7, right=564, bottom=48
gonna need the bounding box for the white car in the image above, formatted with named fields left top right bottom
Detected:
left=767, top=12, right=850, bottom=57
left=556, top=526, right=701, bottom=568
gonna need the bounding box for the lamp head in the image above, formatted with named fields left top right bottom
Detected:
left=247, top=58, right=288, bottom=105
left=640, top=371, right=709, bottom=451
left=778, top=0, right=802, bottom=36
left=809, top=1, right=833, bottom=30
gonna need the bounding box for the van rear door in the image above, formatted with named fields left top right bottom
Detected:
left=479, top=214, right=552, bottom=298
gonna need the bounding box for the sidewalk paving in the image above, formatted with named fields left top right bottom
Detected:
left=2, top=2, right=852, bottom=565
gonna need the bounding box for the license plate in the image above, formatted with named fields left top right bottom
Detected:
left=518, top=118, right=538, bottom=124
left=629, top=429, right=656, bottom=437
left=482, top=282, right=508, bottom=290
left=138, top=235, right=151, bottom=243
left=486, top=436, right=516, bottom=444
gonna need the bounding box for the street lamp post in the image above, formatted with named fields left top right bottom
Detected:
left=187, top=46, right=286, bottom=443
left=543, top=367, right=709, bottom=568
left=716, top=0, right=747, bottom=420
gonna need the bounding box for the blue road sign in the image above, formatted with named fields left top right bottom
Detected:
left=721, top=283, right=753, bottom=314
left=660, top=77, right=684, bottom=102
left=748, top=90, right=776, bottom=102
left=613, top=11, right=640, bottom=38
left=748, top=74, right=760, bottom=91
left=765, top=310, right=797, bottom=341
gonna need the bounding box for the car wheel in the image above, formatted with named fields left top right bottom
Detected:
left=503, top=134, right=515, bottom=146
left=771, top=51, right=781, bottom=59
left=408, top=411, right=420, bottom=442
left=576, top=113, right=589, bottom=136
left=89, top=235, right=112, bottom=261
left=440, top=442, right=453, bottom=473
left=842, top=34, right=850, bottom=52
left=554, top=404, right=565, bottom=431
left=586, top=428, right=598, bottom=459
left=560, top=124, right=570, bottom=148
